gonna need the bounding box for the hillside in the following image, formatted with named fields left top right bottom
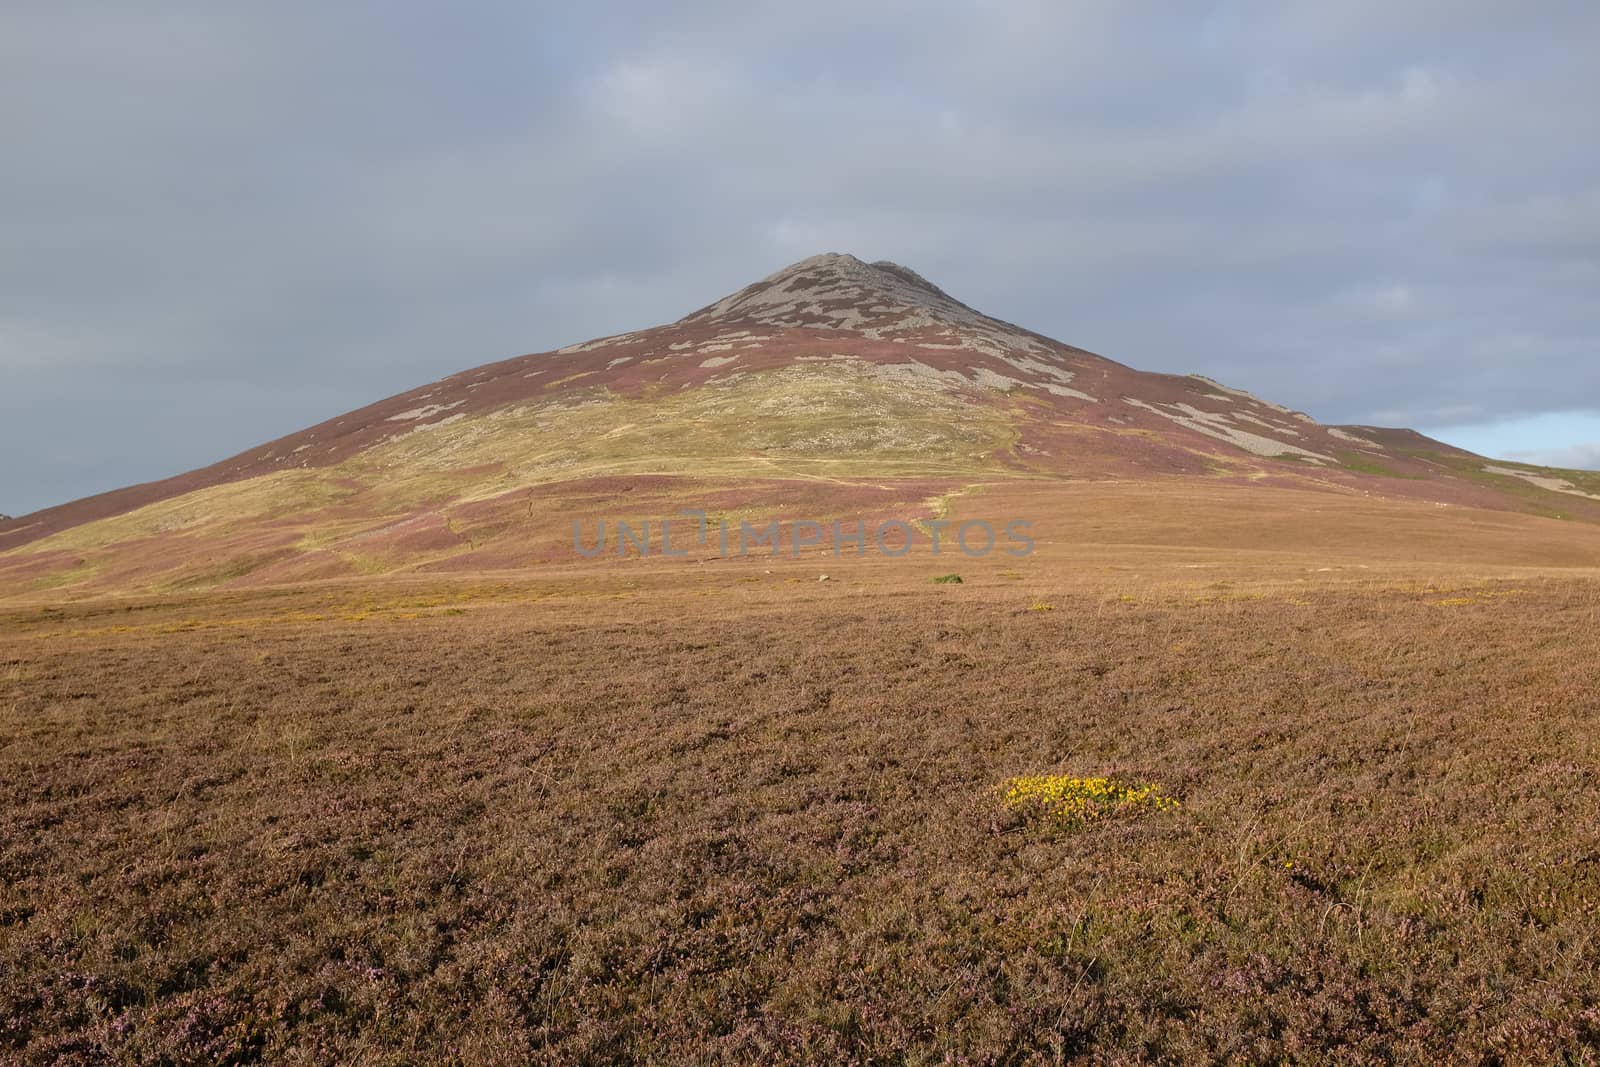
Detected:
left=3, top=253, right=1598, bottom=597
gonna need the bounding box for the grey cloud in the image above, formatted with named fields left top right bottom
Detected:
left=3, top=1, right=1598, bottom=514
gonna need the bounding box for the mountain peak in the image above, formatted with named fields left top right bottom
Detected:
left=678, top=252, right=994, bottom=339
left=11, top=249, right=1583, bottom=586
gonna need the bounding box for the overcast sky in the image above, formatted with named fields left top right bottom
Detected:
left=3, top=2, right=1598, bottom=515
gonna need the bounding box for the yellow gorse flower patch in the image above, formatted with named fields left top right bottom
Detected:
left=1002, top=775, right=1180, bottom=824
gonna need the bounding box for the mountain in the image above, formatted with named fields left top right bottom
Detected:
left=4, top=253, right=1599, bottom=596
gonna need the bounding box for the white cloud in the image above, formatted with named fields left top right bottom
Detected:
left=1509, top=443, right=1600, bottom=471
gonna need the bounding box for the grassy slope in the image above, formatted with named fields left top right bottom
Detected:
left=0, top=367, right=1022, bottom=596
left=1391, top=447, right=1600, bottom=518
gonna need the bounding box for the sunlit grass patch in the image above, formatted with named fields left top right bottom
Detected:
left=1002, top=775, right=1179, bottom=825
left=1433, top=587, right=1531, bottom=606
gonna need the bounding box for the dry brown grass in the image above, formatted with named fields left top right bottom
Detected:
left=3, top=553, right=1600, bottom=1063
left=9, top=470, right=1600, bottom=603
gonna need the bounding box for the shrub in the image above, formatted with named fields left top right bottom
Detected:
left=1002, top=775, right=1179, bottom=825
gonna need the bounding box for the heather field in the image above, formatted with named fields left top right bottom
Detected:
left=4, top=506, right=1600, bottom=1064
left=10, top=4, right=1600, bottom=1063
